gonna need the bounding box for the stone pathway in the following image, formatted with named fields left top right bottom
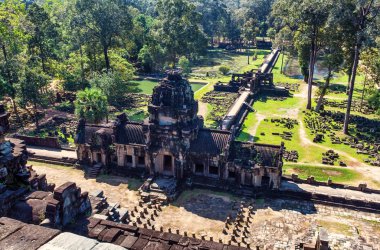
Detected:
left=27, top=145, right=77, bottom=159
left=281, top=180, right=380, bottom=203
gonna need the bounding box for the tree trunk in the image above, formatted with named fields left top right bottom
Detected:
left=247, top=47, right=250, bottom=65
left=34, top=102, right=39, bottom=130
left=306, top=36, right=317, bottom=110
left=346, top=70, right=352, bottom=95
left=80, top=45, right=85, bottom=88
left=10, top=98, right=22, bottom=126
left=343, top=44, right=360, bottom=135
left=360, top=76, right=367, bottom=111
left=316, top=69, right=332, bottom=112
left=103, top=46, right=110, bottom=72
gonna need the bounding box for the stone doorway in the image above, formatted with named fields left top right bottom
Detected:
left=163, top=155, right=173, bottom=174
left=194, top=163, right=204, bottom=175
left=96, top=153, right=102, bottom=163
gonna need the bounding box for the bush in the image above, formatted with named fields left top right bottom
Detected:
left=54, top=101, right=75, bottom=113
left=178, top=56, right=191, bottom=75
left=219, top=65, right=230, bottom=75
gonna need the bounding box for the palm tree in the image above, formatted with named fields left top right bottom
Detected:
left=75, top=88, right=108, bottom=124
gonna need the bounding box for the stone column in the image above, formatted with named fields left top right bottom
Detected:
left=240, top=170, right=245, bottom=185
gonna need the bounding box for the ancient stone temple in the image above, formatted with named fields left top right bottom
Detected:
left=75, top=72, right=284, bottom=189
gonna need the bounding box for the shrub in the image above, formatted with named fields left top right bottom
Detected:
left=219, top=65, right=230, bottom=75
left=178, top=56, right=191, bottom=75
left=54, top=101, right=75, bottom=113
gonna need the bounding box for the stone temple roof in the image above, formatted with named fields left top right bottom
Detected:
left=229, top=141, right=282, bottom=168
left=189, top=129, right=232, bottom=155
left=81, top=123, right=233, bottom=156
left=83, top=123, right=145, bottom=146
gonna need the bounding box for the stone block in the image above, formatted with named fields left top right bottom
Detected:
left=120, top=235, right=138, bottom=248
left=102, top=228, right=121, bottom=243
left=89, top=224, right=107, bottom=239
left=38, top=232, right=98, bottom=250
left=0, top=223, right=60, bottom=250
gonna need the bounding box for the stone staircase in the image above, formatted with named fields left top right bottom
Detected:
left=87, top=163, right=103, bottom=178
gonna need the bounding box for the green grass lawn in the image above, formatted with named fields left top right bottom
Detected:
left=272, top=54, right=304, bottom=84
left=283, top=163, right=363, bottom=184
left=191, top=49, right=271, bottom=77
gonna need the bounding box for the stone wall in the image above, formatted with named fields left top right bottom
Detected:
left=14, top=135, right=61, bottom=149
left=8, top=181, right=91, bottom=227
left=283, top=174, right=380, bottom=195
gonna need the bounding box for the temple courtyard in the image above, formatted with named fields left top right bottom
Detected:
left=32, top=161, right=380, bottom=249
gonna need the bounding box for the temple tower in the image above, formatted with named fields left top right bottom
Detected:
left=143, top=71, right=203, bottom=178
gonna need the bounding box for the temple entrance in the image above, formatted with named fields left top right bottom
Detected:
left=96, top=153, right=102, bottom=163
left=195, top=163, right=204, bottom=175
left=244, top=172, right=252, bottom=186
left=163, top=155, right=173, bottom=173
left=125, top=155, right=133, bottom=166
left=261, top=176, right=270, bottom=188
left=208, top=165, right=219, bottom=176
left=228, top=170, right=236, bottom=179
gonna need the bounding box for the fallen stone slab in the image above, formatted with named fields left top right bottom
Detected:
left=0, top=223, right=60, bottom=250
left=91, top=242, right=126, bottom=250
left=38, top=232, right=98, bottom=250
left=0, top=217, right=25, bottom=241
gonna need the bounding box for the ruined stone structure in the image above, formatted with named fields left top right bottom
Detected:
left=0, top=104, right=10, bottom=132
left=75, top=72, right=283, bottom=189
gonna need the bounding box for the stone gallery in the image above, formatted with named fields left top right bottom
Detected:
left=75, top=72, right=284, bottom=189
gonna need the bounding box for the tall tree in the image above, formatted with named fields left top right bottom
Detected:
left=18, top=65, right=49, bottom=129
left=335, top=0, right=380, bottom=134
left=272, top=0, right=331, bottom=109
left=0, top=0, right=29, bottom=124
left=315, top=29, right=344, bottom=112
left=155, top=0, right=207, bottom=66
left=74, top=0, right=132, bottom=72
left=27, top=3, right=59, bottom=74
left=242, top=18, right=259, bottom=64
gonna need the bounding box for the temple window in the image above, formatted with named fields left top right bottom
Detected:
left=195, top=164, right=204, bottom=174
left=125, top=155, right=133, bottom=165
left=209, top=165, right=219, bottom=175
left=228, top=170, right=236, bottom=179
left=138, top=156, right=145, bottom=165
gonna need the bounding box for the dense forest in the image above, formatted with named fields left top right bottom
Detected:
left=0, top=0, right=379, bottom=131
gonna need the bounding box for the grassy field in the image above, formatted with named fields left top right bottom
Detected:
left=283, top=163, right=362, bottom=184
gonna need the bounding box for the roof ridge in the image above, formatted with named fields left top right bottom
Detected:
left=199, top=128, right=231, bottom=134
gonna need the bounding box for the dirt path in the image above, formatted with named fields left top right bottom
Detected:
left=248, top=114, right=266, bottom=138
left=197, top=101, right=208, bottom=118
left=292, top=84, right=380, bottom=185
left=31, top=162, right=141, bottom=209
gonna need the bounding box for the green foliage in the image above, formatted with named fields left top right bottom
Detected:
left=219, top=65, right=230, bottom=75
left=368, top=91, right=380, bottom=115
left=89, top=71, right=131, bottom=106
left=178, top=56, right=191, bottom=75
left=54, top=101, right=74, bottom=113
left=75, top=88, right=108, bottom=124
left=74, top=0, right=132, bottom=71
left=155, top=0, right=208, bottom=65
left=27, top=3, right=59, bottom=74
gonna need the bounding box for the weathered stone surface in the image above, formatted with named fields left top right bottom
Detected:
left=119, top=235, right=138, bottom=248
left=91, top=242, right=126, bottom=250
left=38, top=232, right=98, bottom=250
left=0, top=217, right=25, bottom=241
left=0, top=223, right=60, bottom=250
